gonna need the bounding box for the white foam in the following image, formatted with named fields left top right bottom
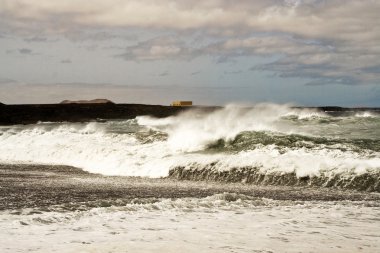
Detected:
left=0, top=124, right=379, bottom=178
left=137, top=104, right=325, bottom=152
left=0, top=123, right=173, bottom=177
left=1, top=197, right=380, bottom=253
left=355, top=111, right=378, bottom=118
left=0, top=104, right=379, bottom=178
left=173, top=146, right=380, bottom=177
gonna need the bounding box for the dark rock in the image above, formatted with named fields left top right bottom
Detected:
left=60, top=99, right=114, bottom=104
left=0, top=103, right=193, bottom=125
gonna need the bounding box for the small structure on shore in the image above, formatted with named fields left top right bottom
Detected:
left=171, top=101, right=193, bottom=106
left=60, top=99, right=114, bottom=104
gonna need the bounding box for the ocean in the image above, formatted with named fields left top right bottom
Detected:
left=1, top=103, right=379, bottom=252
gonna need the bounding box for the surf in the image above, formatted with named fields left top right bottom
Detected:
left=0, top=103, right=379, bottom=191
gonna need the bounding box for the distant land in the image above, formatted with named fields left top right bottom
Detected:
left=0, top=101, right=379, bottom=125
left=60, top=99, right=114, bottom=104
left=0, top=103, right=194, bottom=125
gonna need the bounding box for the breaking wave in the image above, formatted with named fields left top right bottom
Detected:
left=136, top=104, right=328, bottom=152
left=0, top=104, right=379, bottom=192
left=169, top=166, right=380, bottom=192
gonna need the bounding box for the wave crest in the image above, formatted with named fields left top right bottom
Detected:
left=169, top=166, right=380, bottom=192
left=137, top=104, right=325, bottom=152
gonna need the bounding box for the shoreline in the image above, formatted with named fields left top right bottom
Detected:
left=0, top=103, right=195, bottom=125
left=1, top=164, right=379, bottom=211
left=1, top=103, right=379, bottom=125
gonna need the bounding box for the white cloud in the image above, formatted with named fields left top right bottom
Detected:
left=117, top=36, right=194, bottom=61
left=1, top=0, right=380, bottom=85
left=119, top=34, right=380, bottom=84
left=2, top=1, right=379, bottom=42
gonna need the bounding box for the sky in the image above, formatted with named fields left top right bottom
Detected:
left=0, top=0, right=379, bottom=106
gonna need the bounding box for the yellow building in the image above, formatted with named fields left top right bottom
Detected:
left=171, top=101, right=193, bottom=106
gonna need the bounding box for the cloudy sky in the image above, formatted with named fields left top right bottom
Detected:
left=0, top=0, right=379, bottom=106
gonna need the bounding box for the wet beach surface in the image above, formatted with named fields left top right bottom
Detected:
left=1, top=164, right=379, bottom=211
left=2, top=164, right=380, bottom=253
left=1, top=106, right=380, bottom=252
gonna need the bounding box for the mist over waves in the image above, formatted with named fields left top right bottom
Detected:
left=1, top=103, right=379, bottom=191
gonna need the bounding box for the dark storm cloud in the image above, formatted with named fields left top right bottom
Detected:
left=224, top=70, right=243, bottom=75
left=5, top=48, right=37, bottom=55
left=18, top=48, right=33, bottom=54
left=190, top=71, right=201, bottom=76
left=60, top=59, right=72, bottom=64
left=158, top=71, right=169, bottom=77
left=24, top=36, right=48, bottom=43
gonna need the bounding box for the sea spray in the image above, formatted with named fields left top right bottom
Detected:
left=0, top=104, right=379, bottom=191
left=137, top=103, right=327, bottom=152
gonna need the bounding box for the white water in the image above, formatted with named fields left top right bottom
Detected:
left=1, top=195, right=380, bottom=253
left=355, top=111, right=378, bottom=118
left=137, top=103, right=327, bottom=152
left=0, top=104, right=379, bottom=178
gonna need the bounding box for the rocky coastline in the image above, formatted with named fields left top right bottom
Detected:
left=0, top=103, right=379, bottom=125
left=0, top=103, right=191, bottom=125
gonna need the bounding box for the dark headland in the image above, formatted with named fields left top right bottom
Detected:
left=0, top=102, right=195, bottom=125
left=0, top=101, right=379, bottom=125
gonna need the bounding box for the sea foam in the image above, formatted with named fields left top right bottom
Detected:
left=0, top=104, right=379, bottom=183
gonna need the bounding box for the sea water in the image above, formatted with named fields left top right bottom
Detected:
left=1, top=103, right=380, bottom=252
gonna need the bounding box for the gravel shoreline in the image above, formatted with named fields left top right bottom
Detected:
left=1, top=164, right=379, bottom=211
